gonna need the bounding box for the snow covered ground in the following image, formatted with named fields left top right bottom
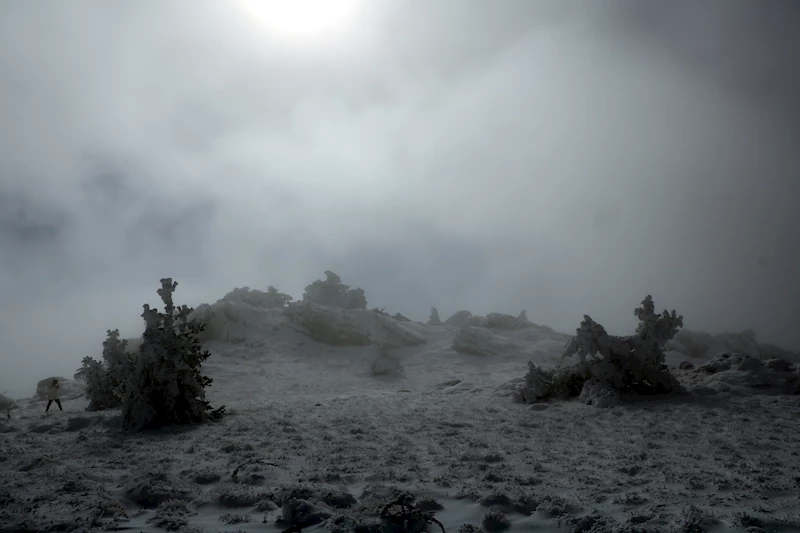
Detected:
left=2, top=300, right=799, bottom=533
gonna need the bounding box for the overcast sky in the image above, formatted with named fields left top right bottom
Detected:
left=1, top=0, right=798, bottom=398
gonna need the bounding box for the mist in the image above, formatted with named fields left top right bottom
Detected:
left=1, top=0, right=798, bottom=399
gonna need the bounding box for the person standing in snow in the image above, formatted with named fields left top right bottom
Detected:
left=45, top=378, right=62, bottom=413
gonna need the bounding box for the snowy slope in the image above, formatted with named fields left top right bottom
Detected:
left=1, top=298, right=799, bottom=533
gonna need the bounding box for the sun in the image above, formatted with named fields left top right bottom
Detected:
left=241, top=0, right=358, bottom=37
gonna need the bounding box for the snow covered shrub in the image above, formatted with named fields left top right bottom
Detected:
left=146, top=499, right=194, bottom=531
left=221, top=285, right=293, bottom=308
left=120, top=278, right=225, bottom=431
left=518, top=310, right=528, bottom=322
left=516, top=295, right=685, bottom=406
left=302, top=271, right=367, bottom=309
left=78, top=329, right=132, bottom=411
left=482, top=510, right=511, bottom=532
left=367, top=346, right=403, bottom=376
left=428, top=307, right=442, bottom=325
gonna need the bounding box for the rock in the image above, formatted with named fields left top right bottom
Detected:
left=453, top=325, right=518, bottom=357
left=679, top=361, right=694, bottom=370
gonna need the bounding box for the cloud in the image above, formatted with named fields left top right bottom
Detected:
left=0, top=0, right=798, bottom=398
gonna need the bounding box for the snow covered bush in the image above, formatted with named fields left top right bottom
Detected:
left=518, top=310, right=528, bottom=322
left=77, top=329, right=132, bottom=411
left=221, top=285, right=293, bottom=308
left=366, top=346, right=403, bottom=376
left=302, top=271, right=367, bottom=309
left=515, top=295, right=685, bottom=406
left=120, top=278, right=225, bottom=431
left=428, top=307, right=442, bottom=325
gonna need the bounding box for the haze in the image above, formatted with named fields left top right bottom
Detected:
left=1, top=0, right=798, bottom=399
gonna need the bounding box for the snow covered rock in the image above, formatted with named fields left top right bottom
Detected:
left=189, top=300, right=282, bottom=343
left=286, top=302, right=425, bottom=348
left=0, top=393, right=17, bottom=421
left=453, top=325, right=518, bottom=357
left=444, top=310, right=473, bottom=326
left=671, top=328, right=800, bottom=362
left=468, top=315, right=487, bottom=327
left=34, top=377, right=84, bottom=401
left=685, top=352, right=800, bottom=395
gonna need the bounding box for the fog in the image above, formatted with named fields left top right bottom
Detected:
left=1, top=0, right=798, bottom=399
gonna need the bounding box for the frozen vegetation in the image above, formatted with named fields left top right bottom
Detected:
left=1, top=271, right=799, bottom=533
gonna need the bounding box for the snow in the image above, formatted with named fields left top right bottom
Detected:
left=1, top=296, right=800, bottom=533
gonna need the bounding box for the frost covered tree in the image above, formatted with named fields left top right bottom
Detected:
left=265, top=285, right=293, bottom=308
left=518, top=310, right=528, bottom=322
left=120, top=278, right=225, bottom=431
left=516, top=295, right=685, bottom=407
left=428, top=307, right=442, bottom=326
left=347, top=287, right=367, bottom=310
left=302, top=271, right=367, bottom=309
left=77, top=329, right=132, bottom=411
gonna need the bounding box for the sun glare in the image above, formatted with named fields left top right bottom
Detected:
left=241, top=0, right=358, bottom=37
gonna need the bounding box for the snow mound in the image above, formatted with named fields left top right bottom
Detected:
left=452, top=325, right=518, bottom=356
left=34, top=377, right=84, bottom=401
left=285, top=302, right=426, bottom=348
left=190, top=300, right=286, bottom=343
left=682, top=352, right=800, bottom=395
